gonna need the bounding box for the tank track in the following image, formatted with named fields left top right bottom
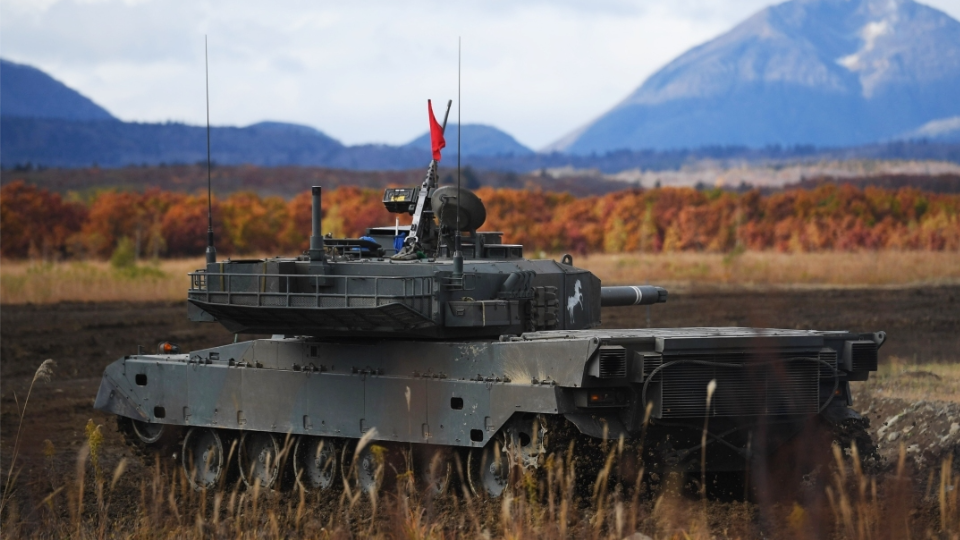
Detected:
left=535, top=415, right=649, bottom=500
left=110, top=410, right=880, bottom=503
left=829, top=416, right=881, bottom=470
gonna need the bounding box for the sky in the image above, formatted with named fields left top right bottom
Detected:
left=3, top=0, right=960, bottom=150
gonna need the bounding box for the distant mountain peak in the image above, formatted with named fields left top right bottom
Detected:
left=550, top=0, right=960, bottom=153
left=0, top=58, right=116, bottom=122
left=245, top=121, right=342, bottom=144
left=901, top=115, right=960, bottom=142
left=404, top=123, right=533, bottom=157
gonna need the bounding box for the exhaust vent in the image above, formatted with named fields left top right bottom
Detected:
left=597, top=347, right=627, bottom=378
left=850, top=342, right=878, bottom=372
left=642, top=353, right=662, bottom=381
left=819, top=348, right=838, bottom=378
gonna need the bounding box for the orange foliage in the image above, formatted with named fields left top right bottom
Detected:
left=1, top=181, right=958, bottom=260
left=219, top=192, right=289, bottom=255
left=161, top=194, right=232, bottom=257
left=0, top=181, right=87, bottom=258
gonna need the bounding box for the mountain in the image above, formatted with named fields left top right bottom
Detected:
left=0, top=59, right=116, bottom=121
left=0, top=59, right=530, bottom=169
left=549, top=0, right=960, bottom=153
left=403, top=124, right=534, bottom=157
left=0, top=118, right=345, bottom=168
left=900, top=116, right=960, bottom=142
left=3, top=54, right=959, bottom=171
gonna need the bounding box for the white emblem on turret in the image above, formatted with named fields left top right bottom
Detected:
left=567, top=280, right=584, bottom=323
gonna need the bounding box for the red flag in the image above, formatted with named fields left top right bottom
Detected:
left=428, top=99, right=445, bottom=161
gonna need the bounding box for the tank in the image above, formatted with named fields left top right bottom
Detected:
left=94, top=156, right=883, bottom=498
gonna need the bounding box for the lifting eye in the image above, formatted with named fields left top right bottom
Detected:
left=135, top=374, right=147, bottom=386
left=450, top=397, right=464, bottom=410
left=153, top=406, right=166, bottom=418
left=470, top=429, right=483, bottom=442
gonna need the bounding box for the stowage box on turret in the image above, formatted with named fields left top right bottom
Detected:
left=94, top=150, right=882, bottom=498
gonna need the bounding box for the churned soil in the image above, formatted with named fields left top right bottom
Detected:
left=0, top=285, right=957, bottom=534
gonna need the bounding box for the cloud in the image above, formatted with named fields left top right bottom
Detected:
left=3, top=0, right=959, bottom=148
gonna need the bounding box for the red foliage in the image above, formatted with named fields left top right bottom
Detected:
left=2, top=182, right=958, bottom=260
left=0, top=181, right=87, bottom=258
left=161, top=195, right=233, bottom=257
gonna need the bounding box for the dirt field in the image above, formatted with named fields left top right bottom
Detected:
left=1, top=286, right=958, bottom=538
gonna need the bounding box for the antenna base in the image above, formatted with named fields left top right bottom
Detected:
left=205, top=245, right=217, bottom=265
left=452, top=234, right=464, bottom=278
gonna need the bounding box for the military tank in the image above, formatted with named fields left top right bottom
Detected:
left=94, top=153, right=883, bottom=498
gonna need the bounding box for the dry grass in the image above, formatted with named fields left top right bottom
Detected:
left=575, top=250, right=960, bottom=289
left=2, top=418, right=956, bottom=539
left=2, top=250, right=959, bottom=304
left=0, top=259, right=200, bottom=304
left=861, top=358, right=960, bottom=404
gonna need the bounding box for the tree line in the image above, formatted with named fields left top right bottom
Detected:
left=2, top=180, right=958, bottom=260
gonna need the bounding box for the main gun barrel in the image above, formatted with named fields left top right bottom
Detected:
left=600, top=286, right=667, bottom=307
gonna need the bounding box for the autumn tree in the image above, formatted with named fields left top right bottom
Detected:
left=0, top=181, right=87, bottom=259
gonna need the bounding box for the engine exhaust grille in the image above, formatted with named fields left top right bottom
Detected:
left=642, top=353, right=662, bottom=381
left=658, top=353, right=820, bottom=418
left=851, top=342, right=878, bottom=371
left=819, top=348, right=838, bottom=378
left=598, top=347, right=627, bottom=378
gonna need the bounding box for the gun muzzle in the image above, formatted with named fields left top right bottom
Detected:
left=600, top=286, right=667, bottom=307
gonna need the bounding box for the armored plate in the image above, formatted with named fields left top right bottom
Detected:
left=95, top=327, right=881, bottom=448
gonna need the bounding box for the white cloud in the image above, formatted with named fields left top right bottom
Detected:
left=2, top=0, right=959, bottom=148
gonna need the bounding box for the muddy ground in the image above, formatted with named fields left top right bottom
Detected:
left=1, top=285, right=958, bottom=535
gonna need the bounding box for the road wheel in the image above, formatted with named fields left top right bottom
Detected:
left=131, top=419, right=166, bottom=445
left=342, top=440, right=382, bottom=494
left=468, top=416, right=545, bottom=498
left=468, top=438, right=510, bottom=498
left=182, top=428, right=226, bottom=491
left=294, top=436, right=341, bottom=493
left=415, top=445, right=453, bottom=496
left=239, top=432, right=282, bottom=489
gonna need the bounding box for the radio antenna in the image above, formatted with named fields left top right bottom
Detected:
left=453, top=37, right=463, bottom=278
left=204, top=35, right=216, bottom=264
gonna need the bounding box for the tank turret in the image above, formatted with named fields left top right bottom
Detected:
left=186, top=159, right=664, bottom=339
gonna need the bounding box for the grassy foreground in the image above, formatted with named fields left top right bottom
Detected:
left=2, top=251, right=959, bottom=304
left=2, top=358, right=958, bottom=539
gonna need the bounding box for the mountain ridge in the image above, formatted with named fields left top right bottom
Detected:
left=403, top=123, right=533, bottom=157
left=0, top=59, right=116, bottom=122
left=550, top=0, right=960, bottom=153
left=0, top=58, right=534, bottom=166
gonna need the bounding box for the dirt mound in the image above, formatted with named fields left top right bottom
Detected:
left=855, top=390, right=960, bottom=474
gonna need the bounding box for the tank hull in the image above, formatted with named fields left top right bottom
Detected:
left=95, top=327, right=880, bottom=453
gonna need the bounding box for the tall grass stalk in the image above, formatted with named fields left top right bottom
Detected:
left=701, top=379, right=717, bottom=505
left=0, top=359, right=55, bottom=517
